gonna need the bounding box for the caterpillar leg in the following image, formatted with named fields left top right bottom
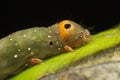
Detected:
left=29, top=58, right=43, bottom=66
left=64, top=45, right=74, bottom=52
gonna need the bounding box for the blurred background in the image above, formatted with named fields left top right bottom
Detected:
left=4, top=1, right=120, bottom=39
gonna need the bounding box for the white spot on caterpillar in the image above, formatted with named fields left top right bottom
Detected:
left=8, top=35, right=11, bottom=38
left=75, top=36, right=78, bottom=39
left=32, top=37, right=36, bottom=39
left=58, top=47, right=61, bottom=50
left=56, top=41, right=59, bottom=44
left=28, top=48, right=31, bottom=51
left=56, top=31, right=59, bottom=34
left=34, top=30, right=37, bottom=32
left=48, top=35, right=51, bottom=38
left=15, top=43, right=18, bottom=46
left=30, top=51, right=34, bottom=55
left=10, top=38, right=13, bottom=41
left=23, top=35, right=26, bottom=37
left=48, top=30, right=51, bottom=33
left=14, top=54, right=18, bottom=58
left=8, top=36, right=13, bottom=41
left=18, top=49, right=21, bottom=52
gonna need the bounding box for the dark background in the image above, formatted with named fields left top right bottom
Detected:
left=3, top=1, right=120, bottom=38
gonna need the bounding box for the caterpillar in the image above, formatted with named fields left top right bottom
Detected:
left=0, top=20, right=90, bottom=79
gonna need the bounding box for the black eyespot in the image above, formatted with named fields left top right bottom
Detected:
left=64, top=24, right=71, bottom=29
left=49, top=41, right=53, bottom=45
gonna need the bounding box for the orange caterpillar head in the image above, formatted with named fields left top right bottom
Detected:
left=58, top=20, right=90, bottom=49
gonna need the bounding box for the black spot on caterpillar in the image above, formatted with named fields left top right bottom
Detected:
left=0, top=20, right=90, bottom=80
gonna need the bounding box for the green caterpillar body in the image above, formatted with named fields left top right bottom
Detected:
left=0, top=21, right=88, bottom=80
left=0, top=25, right=64, bottom=79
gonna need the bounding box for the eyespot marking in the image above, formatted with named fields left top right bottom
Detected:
left=49, top=41, right=53, bottom=46
left=64, top=24, right=71, bottom=29
left=58, top=20, right=73, bottom=40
